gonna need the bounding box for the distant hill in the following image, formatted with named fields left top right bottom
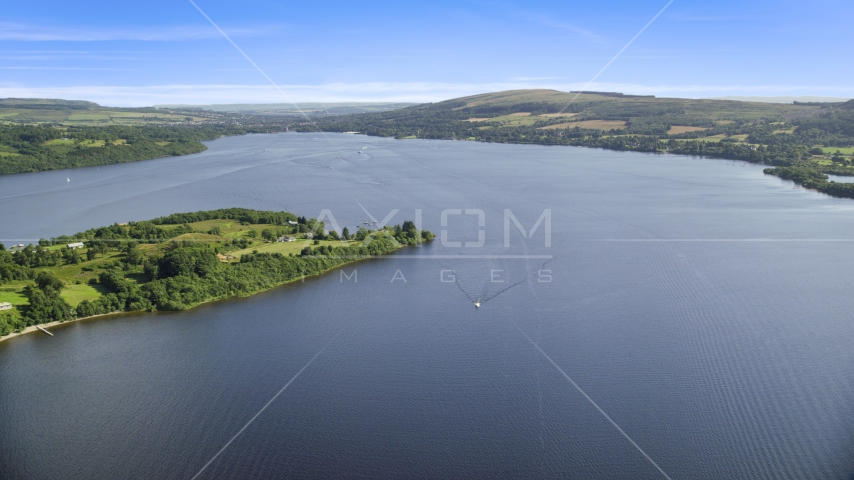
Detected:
left=709, top=96, right=851, bottom=104
left=0, top=98, right=100, bottom=108
left=154, top=102, right=416, bottom=116
left=0, top=98, right=225, bottom=125
left=0, top=98, right=100, bottom=107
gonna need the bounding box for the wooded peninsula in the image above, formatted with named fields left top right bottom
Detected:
left=0, top=208, right=434, bottom=338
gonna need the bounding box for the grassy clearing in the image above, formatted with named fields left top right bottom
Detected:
left=0, top=289, right=28, bottom=306
left=60, top=283, right=106, bottom=307
left=44, top=138, right=76, bottom=146
left=39, top=252, right=126, bottom=285
left=168, top=233, right=225, bottom=244
left=466, top=113, right=540, bottom=127
left=66, top=112, right=112, bottom=121
left=537, top=113, right=577, bottom=118
left=44, top=138, right=127, bottom=148
left=773, top=129, right=795, bottom=134
left=189, top=219, right=236, bottom=233
left=680, top=134, right=749, bottom=143
left=229, top=239, right=356, bottom=258
left=820, top=147, right=854, bottom=155
left=668, top=126, right=707, bottom=135
left=540, top=120, right=627, bottom=130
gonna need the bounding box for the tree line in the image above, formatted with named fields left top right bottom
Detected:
left=0, top=123, right=284, bottom=175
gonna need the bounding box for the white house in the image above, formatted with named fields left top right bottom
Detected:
left=67, top=242, right=85, bottom=249
left=277, top=236, right=295, bottom=243
left=287, top=220, right=298, bottom=226
left=0, top=302, right=12, bottom=311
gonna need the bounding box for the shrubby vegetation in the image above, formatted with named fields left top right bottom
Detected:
left=763, top=165, right=854, bottom=199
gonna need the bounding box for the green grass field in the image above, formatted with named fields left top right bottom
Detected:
left=44, top=138, right=76, bottom=146
left=668, top=126, right=708, bottom=135
left=229, top=238, right=357, bottom=258
left=187, top=219, right=281, bottom=239
left=0, top=289, right=28, bottom=306
left=0, top=105, right=208, bottom=126
left=540, top=120, right=627, bottom=131
left=61, top=284, right=106, bottom=306
left=821, top=147, right=854, bottom=155
left=467, top=112, right=543, bottom=127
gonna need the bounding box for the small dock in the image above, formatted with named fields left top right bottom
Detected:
left=36, top=326, right=54, bottom=337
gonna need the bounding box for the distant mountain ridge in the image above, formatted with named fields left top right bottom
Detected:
left=709, top=96, right=852, bottom=104
left=0, top=98, right=100, bottom=109
left=155, top=102, right=416, bottom=116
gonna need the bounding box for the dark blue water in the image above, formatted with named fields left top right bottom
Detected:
left=2, top=133, right=854, bottom=479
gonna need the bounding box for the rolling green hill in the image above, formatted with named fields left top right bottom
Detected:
left=0, top=98, right=217, bottom=125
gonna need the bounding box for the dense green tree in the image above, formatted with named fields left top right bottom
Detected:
left=157, top=244, right=219, bottom=278
left=34, top=271, right=64, bottom=291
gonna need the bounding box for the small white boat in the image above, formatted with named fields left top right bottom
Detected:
left=66, top=177, right=70, bottom=182
left=474, top=299, right=481, bottom=308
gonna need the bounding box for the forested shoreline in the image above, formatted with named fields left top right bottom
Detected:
left=0, top=124, right=283, bottom=175
left=294, top=92, right=854, bottom=198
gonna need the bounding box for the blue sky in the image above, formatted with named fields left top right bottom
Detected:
left=1, top=0, right=851, bottom=106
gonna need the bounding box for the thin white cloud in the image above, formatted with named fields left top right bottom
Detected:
left=511, top=77, right=562, bottom=81
left=0, top=66, right=124, bottom=70
left=1, top=82, right=852, bottom=107
left=666, top=14, right=755, bottom=22
left=520, top=14, right=603, bottom=40
left=0, top=22, right=281, bottom=42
